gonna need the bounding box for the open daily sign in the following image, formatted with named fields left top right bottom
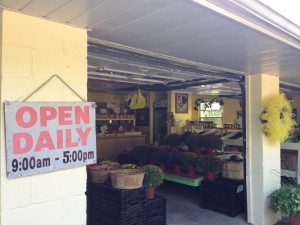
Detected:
left=4, top=102, right=97, bottom=178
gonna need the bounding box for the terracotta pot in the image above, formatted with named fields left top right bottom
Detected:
left=205, top=171, right=216, bottom=181
left=291, top=213, right=300, bottom=225
left=206, top=148, right=216, bottom=156
left=147, top=187, right=156, bottom=199
left=159, top=163, right=166, bottom=172
left=187, top=166, right=196, bottom=176
left=173, top=164, right=181, bottom=174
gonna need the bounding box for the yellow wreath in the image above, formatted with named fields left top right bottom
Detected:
left=260, top=93, right=296, bottom=144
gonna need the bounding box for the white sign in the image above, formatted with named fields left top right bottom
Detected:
left=5, top=102, right=97, bottom=178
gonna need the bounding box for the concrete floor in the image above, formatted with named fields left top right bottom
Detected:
left=157, top=181, right=250, bottom=225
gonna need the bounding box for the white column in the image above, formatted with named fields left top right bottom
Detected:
left=246, top=74, right=281, bottom=225
left=0, top=10, right=87, bottom=225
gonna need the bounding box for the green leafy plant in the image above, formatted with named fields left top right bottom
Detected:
left=197, top=155, right=222, bottom=173
left=161, top=133, right=183, bottom=147
left=129, top=145, right=153, bottom=164
left=142, top=165, right=164, bottom=188
left=269, top=185, right=300, bottom=216
left=204, top=134, right=223, bottom=150
left=179, top=152, right=198, bottom=168
left=120, top=164, right=139, bottom=169
left=185, top=133, right=204, bottom=149
left=151, top=148, right=169, bottom=164
left=98, top=160, right=120, bottom=166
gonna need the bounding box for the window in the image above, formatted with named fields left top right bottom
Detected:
left=199, top=102, right=223, bottom=127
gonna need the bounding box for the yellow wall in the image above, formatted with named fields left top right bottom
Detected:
left=88, top=92, right=122, bottom=103
left=0, top=10, right=87, bottom=225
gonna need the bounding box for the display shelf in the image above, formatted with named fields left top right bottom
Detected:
left=96, top=116, right=136, bottom=126
left=164, top=172, right=204, bottom=187
left=280, top=142, right=300, bottom=183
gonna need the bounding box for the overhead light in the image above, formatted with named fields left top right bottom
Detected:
left=131, top=77, right=165, bottom=84
left=102, top=67, right=147, bottom=77
left=88, top=75, right=147, bottom=85
left=88, top=71, right=127, bottom=79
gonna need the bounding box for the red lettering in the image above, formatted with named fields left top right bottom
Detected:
left=76, top=127, right=91, bottom=146
left=13, top=133, right=33, bottom=154
left=16, top=107, right=37, bottom=128
left=57, top=130, right=63, bottom=149
left=66, top=129, right=78, bottom=148
left=34, top=131, right=55, bottom=152
left=40, top=107, right=56, bottom=126
left=58, top=106, right=72, bottom=125
left=75, top=106, right=90, bottom=124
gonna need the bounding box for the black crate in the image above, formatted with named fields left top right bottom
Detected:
left=91, top=182, right=147, bottom=204
left=148, top=195, right=166, bottom=216
left=201, top=178, right=245, bottom=217
left=92, top=204, right=147, bottom=225
left=148, top=213, right=166, bottom=225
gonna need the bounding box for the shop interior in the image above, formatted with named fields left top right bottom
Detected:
left=86, top=41, right=300, bottom=225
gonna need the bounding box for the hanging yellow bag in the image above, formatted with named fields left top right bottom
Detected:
left=135, top=89, right=146, bottom=109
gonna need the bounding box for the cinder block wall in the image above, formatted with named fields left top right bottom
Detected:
left=0, top=10, right=87, bottom=225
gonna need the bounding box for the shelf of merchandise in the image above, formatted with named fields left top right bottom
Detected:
left=96, top=117, right=136, bottom=126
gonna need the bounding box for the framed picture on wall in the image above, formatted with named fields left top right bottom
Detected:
left=175, top=93, right=188, bottom=114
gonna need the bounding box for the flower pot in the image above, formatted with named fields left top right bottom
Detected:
left=159, top=163, right=166, bottom=172
left=187, top=166, right=196, bottom=176
left=205, top=171, right=216, bottom=181
left=147, top=187, right=156, bottom=199
left=206, top=148, right=216, bottom=156
left=173, top=164, right=181, bottom=174
left=291, top=213, right=300, bottom=225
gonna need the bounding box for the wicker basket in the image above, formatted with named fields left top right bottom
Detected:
left=110, top=169, right=145, bottom=189
left=90, top=165, right=119, bottom=183
left=222, top=161, right=244, bottom=180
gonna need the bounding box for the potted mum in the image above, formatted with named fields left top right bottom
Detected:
left=269, top=185, right=300, bottom=225
left=166, top=151, right=181, bottom=174
left=179, top=152, right=198, bottom=176
left=204, top=134, right=223, bottom=155
left=151, top=147, right=169, bottom=171
left=161, top=133, right=183, bottom=150
left=185, top=133, right=204, bottom=153
left=197, top=155, right=222, bottom=181
left=142, top=165, right=165, bottom=199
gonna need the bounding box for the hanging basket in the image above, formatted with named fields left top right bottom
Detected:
left=89, top=165, right=119, bottom=183
left=110, top=169, right=145, bottom=189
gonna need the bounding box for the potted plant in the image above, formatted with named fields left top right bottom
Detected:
left=197, top=155, right=222, bottom=181
left=161, top=133, right=183, bottom=150
left=269, top=185, right=300, bottom=225
left=166, top=151, right=181, bottom=174
left=179, top=152, right=198, bottom=176
left=120, top=163, right=139, bottom=169
left=129, top=145, right=153, bottom=165
left=89, top=160, right=120, bottom=183
left=110, top=168, right=145, bottom=189
left=185, top=133, right=204, bottom=153
left=142, top=165, right=165, bottom=199
left=203, top=134, right=223, bottom=154
left=151, top=147, right=169, bottom=171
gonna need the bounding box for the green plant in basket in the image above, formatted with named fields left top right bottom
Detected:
left=142, top=165, right=164, bottom=188
left=179, top=152, right=198, bottom=169
left=120, top=164, right=139, bottom=169
left=98, top=160, right=119, bottom=166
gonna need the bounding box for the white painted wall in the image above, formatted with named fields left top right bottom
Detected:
left=0, top=10, right=87, bottom=225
